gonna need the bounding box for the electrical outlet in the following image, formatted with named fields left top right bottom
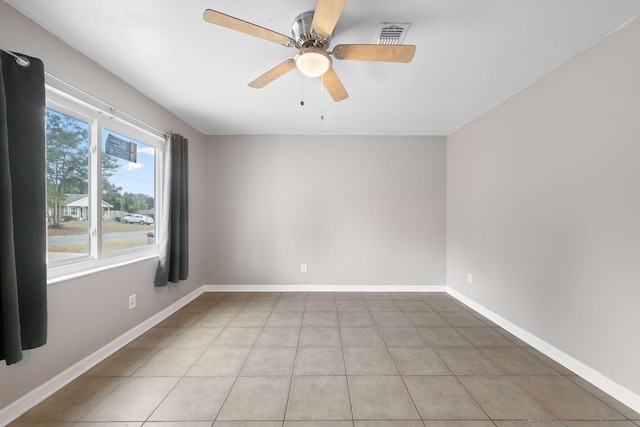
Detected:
left=467, top=273, right=473, bottom=284
left=301, top=263, right=307, bottom=273
left=129, top=294, right=136, bottom=310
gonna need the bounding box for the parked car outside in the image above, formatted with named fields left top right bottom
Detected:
left=122, top=214, right=153, bottom=225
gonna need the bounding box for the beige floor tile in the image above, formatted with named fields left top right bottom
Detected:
left=494, top=422, right=565, bottom=427
left=394, top=301, right=433, bottom=312
left=294, top=346, right=346, bottom=375
left=255, top=327, right=301, bottom=347
left=479, top=347, right=560, bottom=375
left=340, top=327, right=386, bottom=347
left=240, top=300, right=277, bottom=312
left=305, top=300, right=337, bottom=311
left=438, top=311, right=489, bottom=327
left=191, top=311, right=235, bottom=328
left=178, top=300, right=219, bottom=313
left=156, top=312, right=202, bottom=328
left=278, top=292, right=308, bottom=301
left=523, top=348, right=576, bottom=375
left=8, top=422, right=77, bottom=427
left=187, top=346, right=251, bottom=376
left=417, top=327, right=472, bottom=347
left=125, top=327, right=182, bottom=348
left=404, top=376, right=488, bottom=420
left=404, top=311, right=449, bottom=327
left=15, top=376, right=125, bottom=422
left=348, top=376, right=420, bottom=420
left=217, top=376, right=291, bottom=421
left=217, top=422, right=283, bottom=427
left=81, top=376, right=179, bottom=421
left=167, top=327, right=223, bottom=349
left=265, top=311, right=304, bottom=327
left=16, top=291, right=639, bottom=427
left=216, top=422, right=283, bottom=427
left=355, top=422, right=424, bottom=427
left=222, top=293, right=254, bottom=301
left=307, top=293, right=337, bottom=301
left=568, top=376, right=640, bottom=419
left=132, top=347, right=203, bottom=377
left=514, top=376, right=626, bottom=421
left=458, top=376, right=555, bottom=420
left=426, top=301, right=465, bottom=312
left=336, top=300, right=369, bottom=312
left=387, top=347, right=451, bottom=375
left=250, top=292, right=281, bottom=301
left=303, top=311, right=339, bottom=326
left=213, top=327, right=262, bottom=346
left=335, top=292, right=365, bottom=301
left=83, top=347, right=158, bottom=377
left=371, top=311, right=412, bottom=326
left=434, top=347, right=504, bottom=375
left=366, top=300, right=401, bottom=312
left=378, top=327, right=427, bottom=346
left=213, top=301, right=247, bottom=312
left=299, top=327, right=342, bottom=346
left=286, top=376, right=352, bottom=420
left=240, top=346, right=297, bottom=376
left=344, top=346, right=399, bottom=375
left=424, top=421, right=495, bottom=427
left=287, top=422, right=354, bottom=427
left=338, top=311, right=375, bottom=326
left=563, top=422, right=638, bottom=426
left=455, top=327, right=517, bottom=347
left=227, top=311, right=270, bottom=327
left=146, top=423, right=212, bottom=427
left=273, top=300, right=307, bottom=312
left=148, top=376, right=235, bottom=421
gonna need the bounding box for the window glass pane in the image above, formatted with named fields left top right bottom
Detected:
left=46, top=108, right=91, bottom=262
left=101, top=129, right=155, bottom=254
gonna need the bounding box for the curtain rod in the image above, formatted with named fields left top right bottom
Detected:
left=44, top=72, right=169, bottom=138
left=3, top=47, right=169, bottom=138
left=1, top=49, right=31, bottom=67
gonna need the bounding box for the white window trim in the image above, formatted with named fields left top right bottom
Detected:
left=45, top=85, right=166, bottom=285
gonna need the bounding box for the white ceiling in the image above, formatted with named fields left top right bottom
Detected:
left=6, top=0, right=640, bottom=136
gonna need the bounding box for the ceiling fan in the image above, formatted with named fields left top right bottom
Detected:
left=203, top=0, right=416, bottom=102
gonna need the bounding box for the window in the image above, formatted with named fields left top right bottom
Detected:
left=45, top=87, right=165, bottom=282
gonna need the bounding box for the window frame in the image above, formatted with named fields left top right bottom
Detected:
left=45, top=85, right=166, bottom=285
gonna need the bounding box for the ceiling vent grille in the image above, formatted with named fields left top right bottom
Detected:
left=375, top=22, right=411, bottom=45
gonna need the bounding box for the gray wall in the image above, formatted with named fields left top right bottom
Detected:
left=0, top=3, right=207, bottom=411
left=447, top=16, right=640, bottom=398
left=205, top=135, right=447, bottom=287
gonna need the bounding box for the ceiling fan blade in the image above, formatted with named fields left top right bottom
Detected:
left=333, top=44, right=416, bottom=63
left=311, top=0, right=347, bottom=37
left=322, top=67, right=348, bottom=102
left=203, top=9, right=295, bottom=47
left=248, top=59, right=297, bottom=89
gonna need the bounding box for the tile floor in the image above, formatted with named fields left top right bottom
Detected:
left=10, top=291, right=640, bottom=427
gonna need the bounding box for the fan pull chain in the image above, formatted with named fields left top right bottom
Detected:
left=300, top=64, right=305, bottom=106
left=319, top=75, right=325, bottom=120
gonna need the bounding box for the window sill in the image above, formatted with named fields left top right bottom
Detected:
left=47, top=248, right=159, bottom=285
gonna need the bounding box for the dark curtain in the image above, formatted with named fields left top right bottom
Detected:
left=155, top=133, right=189, bottom=286
left=0, top=51, right=48, bottom=365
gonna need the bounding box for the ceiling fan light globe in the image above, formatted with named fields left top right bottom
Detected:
left=295, top=48, right=332, bottom=77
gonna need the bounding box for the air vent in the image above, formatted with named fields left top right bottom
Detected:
left=374, top=22, right=411, bottom=45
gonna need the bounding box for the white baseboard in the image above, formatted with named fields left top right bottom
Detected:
left=203, top=284, right=448, bottom=293
left=446, top=287, right=640, bottom=414
left=0, top=286, right=204, bottom=425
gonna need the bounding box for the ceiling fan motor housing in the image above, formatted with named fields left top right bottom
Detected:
left=292, top=11, right=330, bottom=49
